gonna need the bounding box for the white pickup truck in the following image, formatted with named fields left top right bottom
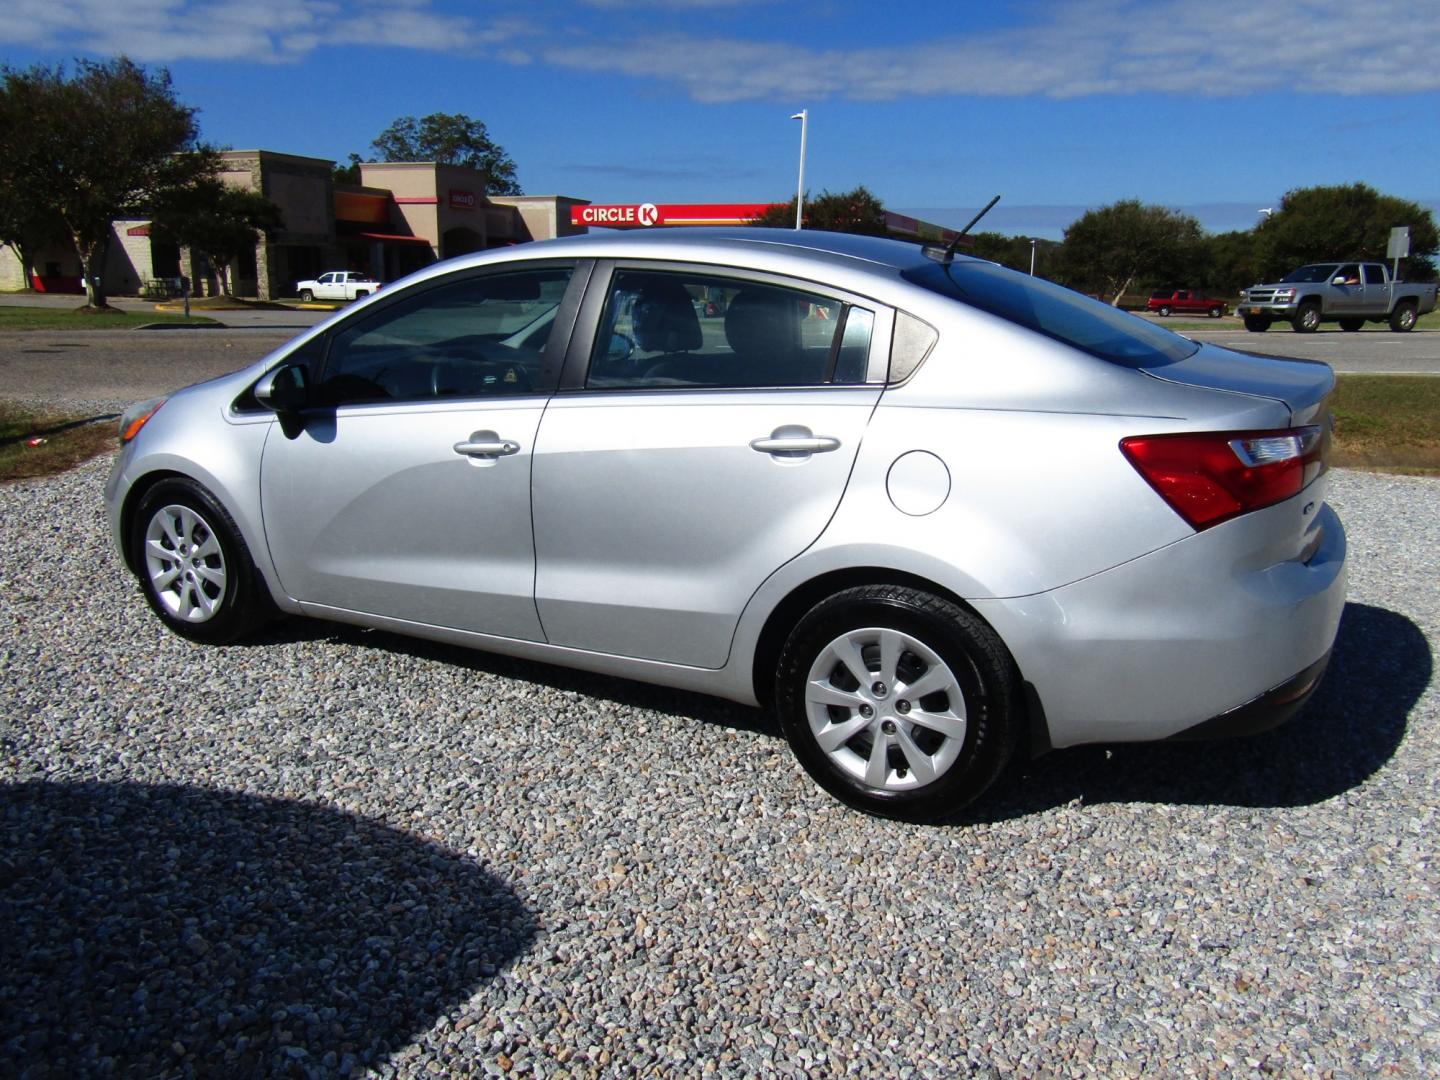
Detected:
left=296, top=271, right=381, bottom=303
left=1238, top=261, right=1437, bottom=333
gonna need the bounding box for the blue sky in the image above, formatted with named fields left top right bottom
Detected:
left=3, top=0, right=1436, bottom=239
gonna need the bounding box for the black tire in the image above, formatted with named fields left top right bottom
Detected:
left=1292, top=301, right=1321, bottom=333
left=299, top=289, right=314, bottom=303
left=1158, top=305, right=1171, bottom=317
left=1389, top=302, right=1417, bottom=332
left=1339, top=318, right=1364, bottom=332
left=1208, top=306, right=1224, bottom=318
left=1242, top=314, right=1271, bottom=332
left=774, top=585, right=1021, bottom=822
left=129, top=478, right=272, bottom=645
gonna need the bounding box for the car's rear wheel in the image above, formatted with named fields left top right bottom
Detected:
left=1293, top=301, right=1321, bottom=333
left=1242, top=314, right=1271, bottom=332
left=130, top=479, right=271, bottom=645
left=1208, top=306, right=1224, bottom=318
left=1158, top=305, right=1171, bottom=317
left=775, top=585, right=1020, bottom=821
left=299, top=289, right=314, bottom=303
left=1339, top=318, right=1364, bottom=332
left=1390, top=302, right=1417, bottom=332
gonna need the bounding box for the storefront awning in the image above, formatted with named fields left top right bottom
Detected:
left=358, top=232, right=432, bottom=245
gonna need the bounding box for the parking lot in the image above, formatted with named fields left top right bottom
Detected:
left=0, top=318, right=1437, bottom=1076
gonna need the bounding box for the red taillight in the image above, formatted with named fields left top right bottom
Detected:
left=1120, top=425, right=1326, bottom=530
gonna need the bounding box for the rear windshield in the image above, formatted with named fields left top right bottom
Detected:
left=1281, top=264, right=1340, bottom=283
left=903, top=260, right=1199, bottom=369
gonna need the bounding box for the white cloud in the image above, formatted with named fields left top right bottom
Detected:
left=546, top=0, right=1440, bottom=101
left=0, top=0, right=524, bottom=63
left=0, top=0, right=1432, bottom=99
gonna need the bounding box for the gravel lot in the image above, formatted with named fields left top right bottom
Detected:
left=1, top=459, right=1436, bottom=1078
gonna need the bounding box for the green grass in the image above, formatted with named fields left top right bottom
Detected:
left=0, top=306, right=218, bottom=331
left=1331, top=374, right=1440, bottom=474
left=0, top=402, right=116, bottom=482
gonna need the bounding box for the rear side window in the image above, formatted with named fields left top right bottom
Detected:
left=902, top=260, right=1199, bottom=369
left=586, top=269, right=874, bottom=389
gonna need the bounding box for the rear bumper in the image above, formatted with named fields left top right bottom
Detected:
left=1165, top=649, right=1331, bottom=741
left=975, top=493, right=1347, bottom=748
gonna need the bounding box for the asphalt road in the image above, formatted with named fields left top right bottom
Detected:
left=0, top=310, right=1436, bottom=417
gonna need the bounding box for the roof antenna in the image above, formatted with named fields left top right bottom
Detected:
left=927, top=194, right=1001, bottom=265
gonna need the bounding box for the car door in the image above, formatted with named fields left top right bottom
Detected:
left=1330, top=263, right=1363, bottom=313
left=313, top=272, right=339, bottom=300
left=530, top=262, right=888, bottom=668
left=260, top=262, right=582, bottom=640
left=1362, top=263, right=1391, bottom=315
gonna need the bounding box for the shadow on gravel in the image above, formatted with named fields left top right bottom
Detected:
left=0, top=781, right=534, bottom=1077
left=242, top=619, right=782, bottom=739
left=964, top=602, right=1431, bottom=823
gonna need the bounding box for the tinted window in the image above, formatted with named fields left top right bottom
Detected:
left=587, top=270, right=873, bottom=389
left=318, top=268, right=572, bottom=406
left=1363, top=264, right=1389, bottom=284
left=1335, top=264, right=1361, bottom=284
left=902, top=260, right=1199, bottom=369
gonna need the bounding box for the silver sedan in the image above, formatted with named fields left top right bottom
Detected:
left=106, top=230, right=1346, bottom=820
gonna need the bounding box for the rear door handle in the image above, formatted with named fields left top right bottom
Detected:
left=750, top=435, right=841, bottom=453
left=750, top=425, right=841, bottom=460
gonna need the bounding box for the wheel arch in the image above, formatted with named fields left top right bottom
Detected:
left=747, top=567, right=1045, bottom=758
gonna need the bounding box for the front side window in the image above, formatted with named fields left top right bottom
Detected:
left=586, top=269, right=874, bottom=389
left=1334, top=264, right=1361, bottom=285
left=317, top=267, right=572, bottom=406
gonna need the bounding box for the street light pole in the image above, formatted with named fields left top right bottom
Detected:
left=791, top=109, right=808, bottom=230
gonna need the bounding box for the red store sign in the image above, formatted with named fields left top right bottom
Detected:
left=571, top=202, right=779, bottom=228
left=448, top=189, right=477, bottom=211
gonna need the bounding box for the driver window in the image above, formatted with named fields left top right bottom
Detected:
left=317, top=268, right=572, bottom=406
left=1336, top=264, right=1361, bottom=285
left=586, top=269, right=872, bottom=389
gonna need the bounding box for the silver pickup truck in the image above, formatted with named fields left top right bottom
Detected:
left=1238, top=261, right=1437, bottom=333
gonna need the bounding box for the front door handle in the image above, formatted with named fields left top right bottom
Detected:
left=453, top=431, right=521, bottom=459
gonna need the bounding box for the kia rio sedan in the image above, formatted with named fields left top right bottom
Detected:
left=106, top=230, right=1346, bottom=821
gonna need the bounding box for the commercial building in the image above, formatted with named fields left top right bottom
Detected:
left=0, top=150, right=589, bottom=300
left=0, top=149, right=960, bottom=299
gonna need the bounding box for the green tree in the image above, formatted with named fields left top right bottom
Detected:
left=1201, top=229, right=1260, bottom=297
left=752, top=186, right=887, bottom=235
left=1059, top=200, right=1205, bottom=305
left=1253, top=183, right=1438, bottom=281
left=367, top=113, right=521, bottom=195
left=0, top=58, right=216, bottom=309
left=153, top=179, right=284, bottom=296
left=969, top=232, right=1063, bottom=277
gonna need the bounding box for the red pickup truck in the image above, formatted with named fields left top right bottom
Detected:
left=1147, top=290, right=1228, bottom=318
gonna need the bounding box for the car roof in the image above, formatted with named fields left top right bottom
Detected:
left=482, top=228, right=956, bottom=273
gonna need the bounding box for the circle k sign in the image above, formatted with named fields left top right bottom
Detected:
left=638, top=203, right=659, bottom=227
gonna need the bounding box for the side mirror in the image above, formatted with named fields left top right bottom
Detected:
left=1332, top=276, right=1348, bottom=286
left=254, top=363, right=309, bottom=414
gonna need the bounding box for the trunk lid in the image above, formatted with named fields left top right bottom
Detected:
left=1143, top=342, right=1335, bottom=425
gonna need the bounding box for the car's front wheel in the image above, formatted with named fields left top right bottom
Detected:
left=130, top=479, right=271, bottom=644
left=299, top=289, right=314, bottom=303
left=775, top=585, right=1020, bottom=821
left=1293, top=301, right=1322, bottom=333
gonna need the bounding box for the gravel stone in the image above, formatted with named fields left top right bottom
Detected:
left=0, top=459, right=1436, bottom=1077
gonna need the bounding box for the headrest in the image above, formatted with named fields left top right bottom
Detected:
left=724, top=288, right=802, bottom=364
left=630, top=278, right=703, bottom=353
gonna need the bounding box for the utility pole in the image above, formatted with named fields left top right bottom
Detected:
left=791, top=109, right=808, bottom=230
